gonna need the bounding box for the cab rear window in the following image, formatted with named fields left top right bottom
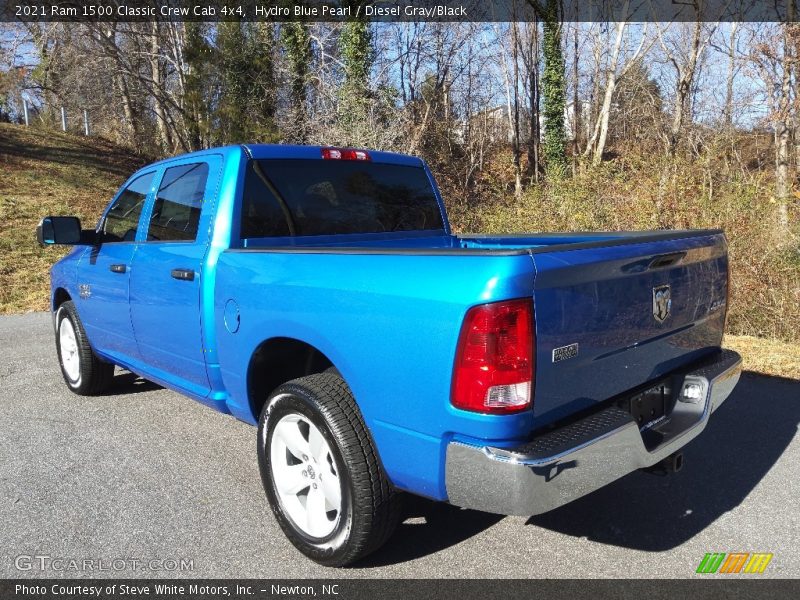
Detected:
left=240, top=159, right=444, bottom=238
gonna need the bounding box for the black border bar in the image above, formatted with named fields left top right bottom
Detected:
left=3, top=1, right=800, bottom=23
left=3, top=579, right=800, bottom=600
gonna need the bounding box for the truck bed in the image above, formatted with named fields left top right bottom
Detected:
left=218, top=228, right=727, bottom=497
left=233, top=229, right=727, bottom=423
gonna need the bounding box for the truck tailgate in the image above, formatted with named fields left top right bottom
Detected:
left=530, top=231, right=728, bottom=425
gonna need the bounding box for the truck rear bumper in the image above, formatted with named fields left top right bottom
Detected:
left=445, top=349, right=742, bottom=516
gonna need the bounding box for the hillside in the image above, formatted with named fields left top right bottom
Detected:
left=0, top=123, right=149, bottom=313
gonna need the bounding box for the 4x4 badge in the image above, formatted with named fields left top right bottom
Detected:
left=653, top=285, right=671, bottom=323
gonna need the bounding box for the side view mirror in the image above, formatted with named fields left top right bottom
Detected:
left=36, top=216, right=89, bottom=246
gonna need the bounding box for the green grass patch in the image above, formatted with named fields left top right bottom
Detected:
left=0, top=123, right=149, bottom=313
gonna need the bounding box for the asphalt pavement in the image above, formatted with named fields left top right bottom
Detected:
left=1, top=312, right=798, bottom=578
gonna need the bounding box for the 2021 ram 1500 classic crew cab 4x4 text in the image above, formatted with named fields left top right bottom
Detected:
left=38, top=144, right=741, bottom=566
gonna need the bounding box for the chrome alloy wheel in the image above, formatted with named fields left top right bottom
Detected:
left=269, top=413, right=343, bottom=538
left=59, top=316, right=80, bottom=382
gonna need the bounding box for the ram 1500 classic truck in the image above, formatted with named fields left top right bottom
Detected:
left=38, top=144, right=742, bottom=566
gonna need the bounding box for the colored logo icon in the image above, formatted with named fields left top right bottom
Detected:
left=696, top=552, right=773, bottom=574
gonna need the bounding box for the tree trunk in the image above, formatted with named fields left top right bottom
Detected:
left=114, top=73, right=139, bottom=144
left=526, top=20, right=541, bottom=183
left=571, top=24, right=580, bottom=169
left=590, top=20, right=627, bottom=166
left=589, top=27, right=603, bottom=141
left=512, top=21, right=522, bottom=198
left=722, top=22, right=738, bottom=129
left=775, top=12, right=795, bottom=237
left=667, top=21, right=703, bottom=159
left=100, top=25, right=140, bottom=148
left=150, top=22, right=173, bottom=152
left=775, top=123, right=791, bottom=231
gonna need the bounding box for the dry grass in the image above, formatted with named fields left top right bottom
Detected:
left=725, top=335, right=800, bottom=380
left=446, top=150, right=800, bottom=344
left=0, top=123, right=148, bottom=312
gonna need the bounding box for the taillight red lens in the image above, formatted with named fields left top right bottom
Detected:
left=451, top=298, right=534, bottom=414
left=321, top=147, right=371, bottom=161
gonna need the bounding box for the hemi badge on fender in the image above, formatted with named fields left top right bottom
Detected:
left=552, top=343, right=579, bottom=363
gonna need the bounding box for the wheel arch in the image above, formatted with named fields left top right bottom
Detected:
left=246, top=336, right=339, bottom=422
left=52, top=287, right=71, bottom=311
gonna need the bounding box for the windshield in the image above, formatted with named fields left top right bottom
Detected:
left=240, top=159, right=445, bottom=238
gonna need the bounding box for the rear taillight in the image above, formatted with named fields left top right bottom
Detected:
left=321, top=147, right=371, bottom=161
left=451, top=298, right=534, bottom=414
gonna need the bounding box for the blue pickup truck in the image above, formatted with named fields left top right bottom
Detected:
left=38, top=144, right=741, bottom=566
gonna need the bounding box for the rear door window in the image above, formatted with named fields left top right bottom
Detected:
left=147, top=163, right=209, bottom=242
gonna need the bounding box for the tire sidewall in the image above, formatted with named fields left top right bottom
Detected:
left=257, top=389, right=355, bottom=563
left=56, top=304, right=83, bottom=390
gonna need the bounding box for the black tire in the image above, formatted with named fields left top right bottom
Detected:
left=257, top=372, right=402, bottom=566
left=55, top=301, right=115, bottom=395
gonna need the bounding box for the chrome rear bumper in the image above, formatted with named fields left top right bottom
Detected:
left=445, top=349, right=742, bottom=516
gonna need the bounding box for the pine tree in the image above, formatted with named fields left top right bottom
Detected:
left=338, top=5, right=373, bottom=142
left=216, top=21, right=251, bottom=143
left=281, top=21, right=312, bottom=143
left=251, top=23, right=279, bottom=143
left=183, top=22, right=212, bottom=150
left=215, top=22, right=279, bottom=144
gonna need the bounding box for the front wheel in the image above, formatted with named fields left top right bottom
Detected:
left=257, top=373, right=402, bottom=566
left=55, top=301, right=114, bottom=395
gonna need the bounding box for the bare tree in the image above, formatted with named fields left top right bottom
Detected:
left=654, top=7, right=719, bottom=158
left=571, top=21, right=580, bottom=166
left=722, top=22, right=741, bottom=128
left=518, top=20, right=542, bottom=182
left=495, top=21, right=524, bottom=197
left=583, top=5, right=650, bottom=165
left=746, top=18, right=797, bottom=239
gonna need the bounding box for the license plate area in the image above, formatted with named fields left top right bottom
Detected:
left=618, top=379, right=673, bottom=430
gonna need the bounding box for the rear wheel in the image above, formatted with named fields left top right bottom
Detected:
left=270, top=412, right=344, bottom=539
left=55, top=301, right=114, bottom=395
left=257, top=372, right=402, bottom=566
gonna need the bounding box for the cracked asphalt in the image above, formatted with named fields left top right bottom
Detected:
left=1, top=312, right=798, bottom=578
